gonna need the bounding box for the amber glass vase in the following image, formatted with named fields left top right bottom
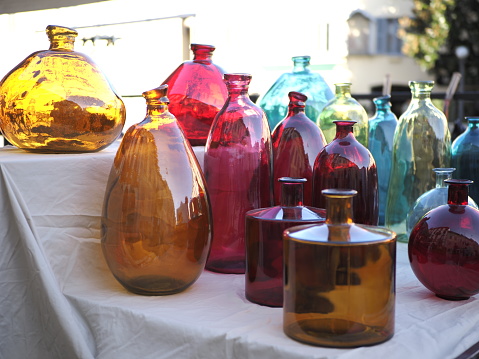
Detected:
left=0, top=25, right=125, bottom=153
left=409, top=179, right=479, bottom=300
left=204, top=73, right=273, bottom=274
left=284, top=189, right=396, bottom=348
left=245, top=178, right=325, bottom=307
left=101, top=85, right=212, bottom=295
left=312, top=121, right=378, bottom=225
left=271, top=91, right=327, bottom=206
left=162, top=44, right=228, bottom=146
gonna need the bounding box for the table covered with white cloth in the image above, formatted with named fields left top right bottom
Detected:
left=0, top=142, right=478, bottom=359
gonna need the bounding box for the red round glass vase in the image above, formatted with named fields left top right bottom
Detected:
left=161, top=44, right=227, bottom=146
left=204, top=73, right=273, bottom=274
left=408, top=179, right=479, bottom=300
left=245, top=177, right=325, bottom=307
left=271, top=91, right=327, bottom=206
left=312, top=120, right=379, bottom=225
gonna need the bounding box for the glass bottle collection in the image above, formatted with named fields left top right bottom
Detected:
left=2, top=25, right=479, bottom=349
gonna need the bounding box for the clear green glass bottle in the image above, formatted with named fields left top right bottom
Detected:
left=317, top=83, right=369, bottom=147
left=258, top=56, right=333, bottom=131
left=385, top=81, right=451, bottom=242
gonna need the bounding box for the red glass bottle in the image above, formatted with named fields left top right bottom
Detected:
left=409, top=179, right=479, bottom=300
left=271, top=92, right=327, bottom=206
left=245, top=177, right=326, bottom=307
left=204, top=73, right=273, bottom=274
left=161, top=44, right=228, bottom=146
left=312, top=120, right=379, bottom=225
left=101, top=85, right=212, bottom=295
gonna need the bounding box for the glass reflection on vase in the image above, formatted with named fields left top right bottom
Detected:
left=284, top=189, right=396, bottom=348
left=101, top=85, right=212, bottom=295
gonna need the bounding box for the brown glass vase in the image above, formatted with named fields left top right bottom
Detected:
left=283, top=189, right=396, bottom=348
left=101, top=85, right=212, bottom=295
left=0, top=25, right=126, bottom=153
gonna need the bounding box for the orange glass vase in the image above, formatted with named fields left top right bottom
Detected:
left=101, top=85, right=212, bottom=295
left=0, top=25, right=125, bottom=153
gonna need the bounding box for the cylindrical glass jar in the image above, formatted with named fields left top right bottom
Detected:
left=101, top=85, right=212, bottom=295
left=245, top=178, right=325, bottom=307
left=204, top=73, right=273, bottom=274
left=284, top=189, right=396, bottom=347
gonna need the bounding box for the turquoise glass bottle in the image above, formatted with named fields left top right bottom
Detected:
left=385, top=81, right=451, bottom=242
left=452, top=117, right=479, bottom=204
left=368, top=95, right=398, bottom=225
left=317, top=83, right=369, bottom=147
left=258, top=56, right=333, bottom=131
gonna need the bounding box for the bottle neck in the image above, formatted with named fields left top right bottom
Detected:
left=287, top=102, right=306, bottom=117
left=325, top=196, right=353, bottom=225
left=434, top=169, right=454, bottom=188
left=49, top=36, right=76, bottom=51
left=409, top=81, right=434, bottom=101
left=468, top=118, right=479, bottom=131
left=335, top=83, right=352, bottom=98
left=292, top=57, right=310, bottom=73
left=334, top=121, right=355, bottom=139
left=445, top=179, right=472, bottom=205
left=281, top=181, right=305, bottom=207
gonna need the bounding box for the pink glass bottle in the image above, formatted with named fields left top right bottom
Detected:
left=245, top=177, right=326, bottom=307
left=271, top=92, right=327, bottom=206
left=312, top=120, right=379, bottom=225
left=409, top=179, right=479, bottom=300
left=204, top=73, right=273, bottom=274
left=161, top=44, right=228, bottom=146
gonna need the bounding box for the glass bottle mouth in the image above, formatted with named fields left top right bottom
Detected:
left=142, top=85, right=170, bottom=105
left=409, top=80, right=434, bottom=93
left=373, top=95, right=391, bottom=106
left=46, top=25, right=78, bottom=51
left=224, top=73, right=251, bottom=90
left=334, top=83, right=352, bottom=95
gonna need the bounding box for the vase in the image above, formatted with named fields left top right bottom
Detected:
left=452, top=117, right=479, bottom=204
left=0, top=25, right=125, bottom=153
left=101, top=85, right=212, bottom=295
left=406, top=168, right=478, bottom=235
left=312, top=120, right=378, bottom=225
left=317, top=83, right=369, bottom=147
left=283, top=189, right=396, bottom=348
left=258, top=56, right=333, bottom=131
left=408, top=179, right=479, bottom=300
left=204, top=73, right=273, bottom=274
left=271, top=91, right=327, bottom=206
left=386, top=81, right=451, bottom=242
left=245, top=177, right=326, bottom=307
left=368, top=95, right=398, bottom=225
left=161, top=43, right=228, bottom=146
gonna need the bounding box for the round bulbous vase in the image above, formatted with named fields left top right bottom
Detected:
left=408, top=179, right=479, bottom=300
left=0, top=25, right=126, bottom=153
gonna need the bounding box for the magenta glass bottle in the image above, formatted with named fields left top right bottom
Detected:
left=161, top=44, right=228, bottom=146
left=312, top=120, right=379, bottom=225
left=409, top=179, right=479, bottom=300
left=272, top=92, right=327, bottom=206
left=204, top=73, right=273, bottom=274
left=245, top=178, right=326, bottom=307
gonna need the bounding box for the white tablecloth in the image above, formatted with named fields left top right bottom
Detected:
left=0, top=142, right=478, bottom=359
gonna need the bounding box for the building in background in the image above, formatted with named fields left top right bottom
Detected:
left=0, top=0, right=433, bottom=130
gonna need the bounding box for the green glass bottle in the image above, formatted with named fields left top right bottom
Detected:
left=385, top=81, right=451, bottom=242
left=317, top=83, right=368, bottom=146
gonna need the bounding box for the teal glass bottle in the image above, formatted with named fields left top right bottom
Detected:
left=385, top=81, right=451, bottom=242
left=368, top=95, right=398, bottom=225
left=406, top=168, right=478, bottom=235
left=452, top=117, right=479, bottom=204
left=317, top=83, right=369, bottom=147
left=258, top=56, right=333, bottom=131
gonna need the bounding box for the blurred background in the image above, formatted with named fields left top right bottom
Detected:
left=0, top=0, right=477, bottom=131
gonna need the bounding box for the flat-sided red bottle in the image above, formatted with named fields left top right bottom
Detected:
left=271, top=92, right=327, bottom=206
left=162, top=44, right=227, bottom=146
left=204, top=73, right=273, bottom=274
left=312, top=120, right=379, bottom=225
left=245, top=177, right=325, bottom=307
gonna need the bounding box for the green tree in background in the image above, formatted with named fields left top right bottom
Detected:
left=399, top=0, right=479, bottom=87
